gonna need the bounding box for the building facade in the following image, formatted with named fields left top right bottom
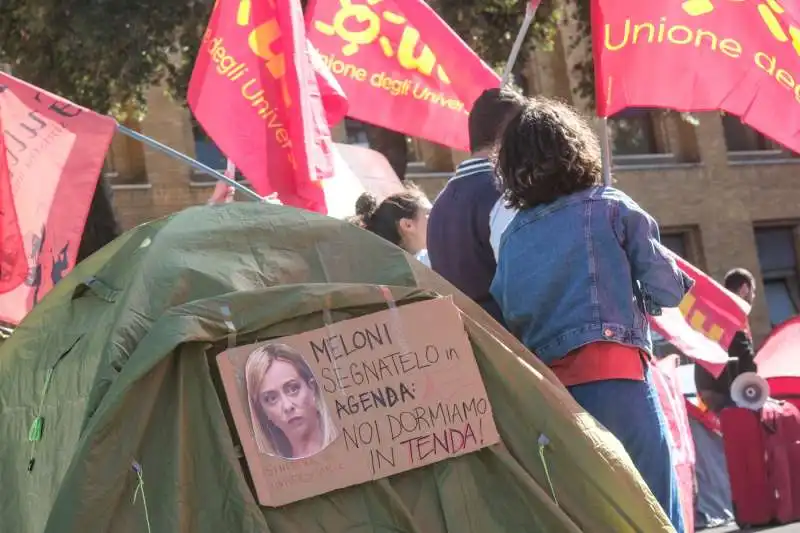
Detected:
left=105, top=27, right=800, bottom=345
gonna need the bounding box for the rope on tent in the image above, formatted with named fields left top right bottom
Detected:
left=537, top=434, right=559, bottom=506
left=27, top=367, right=54, bottom=472
left=220, top=305, right=237, bottom=349
left=132, top=461, right=153, bottom=533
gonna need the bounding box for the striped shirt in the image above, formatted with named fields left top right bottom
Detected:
left=427, top=158, right=505, bottom=324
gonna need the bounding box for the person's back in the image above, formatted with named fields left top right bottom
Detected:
left=427, top=88, right=524, bottom=324
left=494, top=186, right=683, bottom=362
left=490, top=96, right=691, bottom=533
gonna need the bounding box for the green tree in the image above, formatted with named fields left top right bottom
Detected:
left=1, top=0, right=214, bottom=256
left=0, top=0, right=566, bottom=193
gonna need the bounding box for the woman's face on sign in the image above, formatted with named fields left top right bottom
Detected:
left=258, top=359, right=318, bottom=437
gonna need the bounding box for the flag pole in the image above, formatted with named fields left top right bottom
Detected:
left=598, top=118, right=613, bottom=186
left=502, top=1, right=541, bottom=84
left=115, top=124, right=266, bottom=202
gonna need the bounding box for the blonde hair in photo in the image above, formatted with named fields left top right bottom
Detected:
left=244, top=343, right=337, bottom=458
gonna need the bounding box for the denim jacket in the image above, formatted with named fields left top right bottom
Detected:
left=490, top=186, right=694, bottom=364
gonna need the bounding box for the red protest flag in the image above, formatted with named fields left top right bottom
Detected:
left=0, top=73, right=116, bottom=325
left=307, top=0, right=500, bottom=152
left=592, top=0, right=800, bottom=152
left=310, top=44, right=348, bottom=126
left=0, top=113, right=27, bottom=295
left=189, top=0, right=335, bottom=213
left=649, top=251, right=750, bottom=377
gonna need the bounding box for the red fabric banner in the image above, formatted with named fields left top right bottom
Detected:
left=653, top=355, right=696, bottom=533
left=310, top=44, right=349, bottom=126
left=307, top=0, right=500, bottom=152
left=189, top=0, right=335, bottom=213
left=755, top=315, right=800, bottom=379
left=0, top=113, right=27, bottom=295
left=685, top=397, right=722, bottom=436
left=0, top=73, right=116, bottom=325
left=650, top=250, right=750, bottom=376
left=592, top=0, right=800, bottom=152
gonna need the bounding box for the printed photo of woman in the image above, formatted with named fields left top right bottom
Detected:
left=245, top=343, right=337, bottom=460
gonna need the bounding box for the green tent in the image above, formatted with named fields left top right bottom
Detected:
left=0, top=203, right=673, bottom=533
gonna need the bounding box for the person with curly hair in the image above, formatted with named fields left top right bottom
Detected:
left=489, top=96, right=693, bottom=533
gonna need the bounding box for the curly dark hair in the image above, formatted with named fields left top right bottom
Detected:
left=494, top=97, right=603, bottom=210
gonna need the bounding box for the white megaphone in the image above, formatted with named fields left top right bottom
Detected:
left=730, top=372, right=770, bottom=411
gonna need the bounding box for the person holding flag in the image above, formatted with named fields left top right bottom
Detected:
left=490, top=95, right=692, bottom=532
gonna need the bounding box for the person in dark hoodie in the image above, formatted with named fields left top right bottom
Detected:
left=426, top=87, right=525, bottom=325
left=695, top=268, right=758, bottom=412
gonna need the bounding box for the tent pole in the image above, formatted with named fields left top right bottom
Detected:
left=116, top=124, right=265, bottom=202
left=598, top=117, right=613, bottom=186
left=502, top=1, right=541, bottom=84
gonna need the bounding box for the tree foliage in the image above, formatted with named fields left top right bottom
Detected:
left=0, top=0, right=575, bottom=183
left=0, top=0, right=214, bottom=117
left=432, top=0, right=560, bottom=79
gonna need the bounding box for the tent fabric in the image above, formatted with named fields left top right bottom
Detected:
left=0, top=203, right=672, bottom=533
left=689, top=418, right=734, bottom=529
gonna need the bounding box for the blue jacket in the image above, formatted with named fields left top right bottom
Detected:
left=490, top=186, right=693, bottom=364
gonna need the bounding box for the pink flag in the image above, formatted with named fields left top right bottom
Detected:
left=0, top=73, right=116, bottom=325
left=653, top=355, right=696, bottom=533
left=0, top=112, right=27, bottom=295
left=650, top=251, right=750, bottom=377
left=755, top=316, right=800, bottom=380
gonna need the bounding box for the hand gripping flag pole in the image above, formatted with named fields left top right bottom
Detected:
left=115, top=124, right=266, bottom=202
left=502, top=0, right=542, bottom=84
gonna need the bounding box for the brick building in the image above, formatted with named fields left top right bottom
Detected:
left=105, top=26, right=800, bottom=345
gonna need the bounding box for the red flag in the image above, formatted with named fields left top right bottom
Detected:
left=189, top=0, right=334, bottom=213
left=0, top=73, right=116, bottom=325
left=652, top=356, right=696, bottom=533
left=310, top=44, right=348, bottom=126
left=755, top=316, right=800, bottom=380
left=0, top=113, right=27, bottom=294
left=307, top=0, right=500, bottom=152
left=592, top=0, right=800, bottom=152
left=649, top=251, right=750, bottom=377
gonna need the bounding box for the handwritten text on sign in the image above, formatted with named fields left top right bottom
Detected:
left=216, top=297, right=499, bottom=507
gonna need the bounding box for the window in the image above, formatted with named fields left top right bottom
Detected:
left=609, top=108, right=660, bottom=156
left=722, top=114, right=776, bottom=152
left=344, top=118, right=369, bottom=147
left=721, top=114, right=797, bottom=162
left=609, top=108, right=675, bottom=167
left=755, top=227, right=800, bottom=327
left=190, top=118, right=244, bottom=183
left=661, top=233, right=688, bottom=260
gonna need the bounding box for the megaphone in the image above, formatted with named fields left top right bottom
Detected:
left=731, top=372, right=770, bottom=411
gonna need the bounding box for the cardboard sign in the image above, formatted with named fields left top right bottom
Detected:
left=216, top=297, right=499, bottom=507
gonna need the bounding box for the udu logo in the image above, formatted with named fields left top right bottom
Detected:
left=313, top=0, right=451, bottom=85
left=682, top=0, right=800, bottom=56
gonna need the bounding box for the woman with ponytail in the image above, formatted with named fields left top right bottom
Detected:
left=352, top=185, right=430, bottom=266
